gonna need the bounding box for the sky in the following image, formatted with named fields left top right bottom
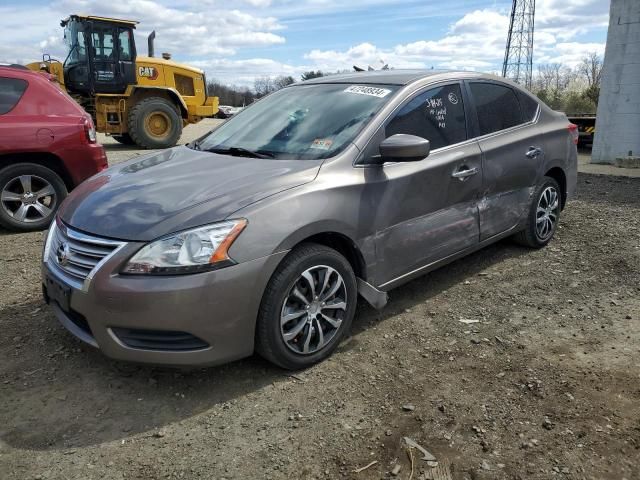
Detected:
left=0, top=0, right=610, bottom=87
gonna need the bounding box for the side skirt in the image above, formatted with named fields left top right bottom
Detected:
left=378, top=224, right=522, bottom=292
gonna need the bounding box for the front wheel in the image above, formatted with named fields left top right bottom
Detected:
left=255, top=243, right=357, bottom=370
left=0, top=163, right=67, bottom=232
left=513, top=176, right=561, bottom=248
left=127, top=97, right=183, bottom=149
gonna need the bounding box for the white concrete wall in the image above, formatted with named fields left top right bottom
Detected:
left=591, top=0, right=640, bottom=164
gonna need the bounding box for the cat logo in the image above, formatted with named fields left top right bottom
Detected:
left=138, top=66, right=159, bottom=80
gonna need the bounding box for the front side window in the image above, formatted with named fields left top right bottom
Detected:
left=0, top=78, right=28, bottom=115
left=470, top=82, right=523, bottom=135
left=118, top=29, right=132, bottom=61
left=92, top=30, right=115, bottom=60
left=63, top=20, right=87, bottom=66
left=196, top=83, right=399, bottom=160
left=386, top=83, right=467, bottom=150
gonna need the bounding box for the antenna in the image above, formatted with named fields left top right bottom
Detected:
left=502, top=0, right=535, bottom=89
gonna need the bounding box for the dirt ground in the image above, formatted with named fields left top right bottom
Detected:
left=0, top=145, right=639, bottom=479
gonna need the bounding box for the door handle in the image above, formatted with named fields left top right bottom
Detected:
left=526, top=146, right=543, bottom=158
left=451, top=166, right=479, bottom=180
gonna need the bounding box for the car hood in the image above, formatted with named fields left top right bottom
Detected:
left=59, top=146, right=322, bottom=241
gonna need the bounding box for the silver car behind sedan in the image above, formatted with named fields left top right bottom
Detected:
left=42, top=70, right=578, bottom=369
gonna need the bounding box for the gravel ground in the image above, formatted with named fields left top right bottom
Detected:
left=0, top=136, right=638, bottom=480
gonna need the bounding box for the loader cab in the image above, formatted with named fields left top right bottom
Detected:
left=62, top=15, right=138, bottom=95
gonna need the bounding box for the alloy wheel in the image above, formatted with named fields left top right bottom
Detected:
left=280, top=265, right=348, bottom=355
left=536, top=185, right=559, bottom=241
left=1, top=175, right=56, bottom=223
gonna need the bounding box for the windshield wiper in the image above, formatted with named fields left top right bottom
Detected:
left=203, top=146, right=275, bottom=159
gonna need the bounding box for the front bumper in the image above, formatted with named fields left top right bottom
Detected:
left=42, top=241, right=287, bottom=366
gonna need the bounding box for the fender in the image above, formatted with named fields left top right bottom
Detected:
left=130, top=86, right=188, bottom=118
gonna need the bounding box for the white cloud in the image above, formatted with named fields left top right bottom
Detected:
left=0, top=0, right=609, bottom=86
left=0, top=0, right=285, bottom=63
left=299, top=5, right=607, bottom=76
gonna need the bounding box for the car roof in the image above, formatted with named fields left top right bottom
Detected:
left=299, top=69, right=516, bottom=87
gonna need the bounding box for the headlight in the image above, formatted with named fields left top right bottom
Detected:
left=42, top=219, right=58, bottom=262
left=122, top=219, right=247, bottom=275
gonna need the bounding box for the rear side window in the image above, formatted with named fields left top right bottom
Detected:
left=386, top=83, right=467, bottom=150
left=0, top=77, right=28, bottom=115
left=470, top=82, right=523, bottom=136
left=517, top=90, right=539, bottom=122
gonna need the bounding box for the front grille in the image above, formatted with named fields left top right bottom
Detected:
left=47, top=222, right=124, bottom=289
left=111, top=328, right=210, bottom=352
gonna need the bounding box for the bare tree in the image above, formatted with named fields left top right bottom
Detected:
left=535, top=63, right=572, bottom=92
left=273, top=75, right=296, bottom=90
left=253, top=76, right=275, bottom=98
left=254, top=75, right=295, bottom=97
left=532, top=63, right=573, bottom=109
left=207, top=79, right=255, bottom=107
left=577, top=53, right=603, bottom=106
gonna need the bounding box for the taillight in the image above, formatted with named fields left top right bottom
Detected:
left=568, top=123, right=579, bottom=145
left=83, top=116, right=97, bottom=143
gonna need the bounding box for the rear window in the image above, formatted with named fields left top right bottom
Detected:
left=0, top=77, right=28, bottom=115
left=517, top=90, right=539, bottom=122
left=470, top=82, right=523, bottom=136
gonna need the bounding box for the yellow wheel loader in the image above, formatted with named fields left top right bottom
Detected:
left=27, top=15, right=219, bottom=149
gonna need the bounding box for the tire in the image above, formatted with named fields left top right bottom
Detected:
left=0, top=163, right=67, bottom=232
left=127, top=97, right=182, bottom=149
left=255, top=243, right=358, bottom=370
left=111, top=133, right=135, bottom=145
left=513, top=176, right=561, bottom=248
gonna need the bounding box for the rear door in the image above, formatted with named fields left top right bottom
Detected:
left=466, top=81, right=542, bottom=240
left=366, top=82, right=483, bottom=287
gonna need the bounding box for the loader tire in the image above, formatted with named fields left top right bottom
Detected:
left=127, top=97, right=182, bottom=149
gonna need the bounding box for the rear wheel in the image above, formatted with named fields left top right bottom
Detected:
left=127, top=97, right=182, bottom=149
left=255, top=243, right=357, bottom=370
left=513, top=176, right=561, bottom=248
left=0, top=163, right=67, bottom=232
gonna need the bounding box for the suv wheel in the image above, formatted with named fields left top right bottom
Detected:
left=256, top=243, right=357, bottom=370
left=514, top=176, right=561, bottom=248
left=0, top=163, right=67, bottom=232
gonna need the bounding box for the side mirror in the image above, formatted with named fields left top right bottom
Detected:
left=377, top=134, right=430, bottom=163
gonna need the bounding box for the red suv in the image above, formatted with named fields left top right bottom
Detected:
left=0, top=65, right=107, bottom=232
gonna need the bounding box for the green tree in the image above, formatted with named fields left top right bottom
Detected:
left=300, top=70, right=324, bottom=81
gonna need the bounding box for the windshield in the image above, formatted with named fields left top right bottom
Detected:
left=196, top=83, right=399, bottom=160
left=63, top=19, right=87, bottom=67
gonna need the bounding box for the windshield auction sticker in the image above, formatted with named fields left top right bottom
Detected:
left=310, top=139, right=333, bottom=150
left=344, top=85, right=392, bottom=98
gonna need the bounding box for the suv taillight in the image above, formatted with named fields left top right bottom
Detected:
left=83, top=116, right=97, bottom=143
left=568, top=123, right=579, bottom=145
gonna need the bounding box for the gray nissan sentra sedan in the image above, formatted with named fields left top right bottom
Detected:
left=42, top=70, right=578, bottom=369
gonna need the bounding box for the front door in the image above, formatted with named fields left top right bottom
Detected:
left=467, top=81, right=541, bottom=240
left=366, top=82, right=483, bottom=288
left=89, top=23, right=133, bottom=94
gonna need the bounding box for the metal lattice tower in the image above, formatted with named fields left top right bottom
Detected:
left=502, top=0, right=536, bottom=89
